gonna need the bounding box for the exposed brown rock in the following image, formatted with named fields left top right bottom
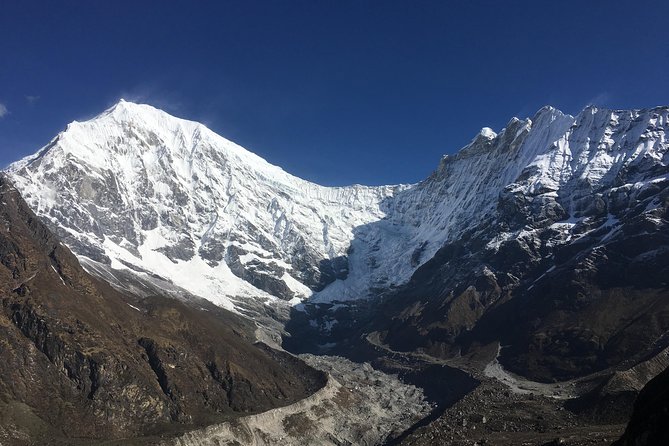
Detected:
left=0, top=175, right=326, bottom=444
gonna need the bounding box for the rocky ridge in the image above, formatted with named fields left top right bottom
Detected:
left=363, top=105, right=669, bottom=382
left=0, top=174, right=326, bottom=445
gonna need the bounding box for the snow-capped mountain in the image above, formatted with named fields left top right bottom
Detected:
left=333, top=105, right=669, bottom=383
left=6, top=101, right=669, bottom=315
left=7, top=100, right=402, bottom=310
left=314, top=104, right=668, bottom=302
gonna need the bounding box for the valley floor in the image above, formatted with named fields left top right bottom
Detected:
left=161, top=354, right=431, bottom=446
left=364, top=332, right=629, bottom=446
left=399, top=378, right=624, bottom=446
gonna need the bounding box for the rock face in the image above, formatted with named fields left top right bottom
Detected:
left=615, top=365, right=669, bottom=446
left=0, top=175, right=326, bottom=445
left=363, top=106, right=669, bottom=382
left=286, top=106, right=668, bottom=394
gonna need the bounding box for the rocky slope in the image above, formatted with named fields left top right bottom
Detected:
left=615, top=364, right=669, bottom=445
left=286, top=105, right=669, bottom=381
left=357, top=106, right=669, bottom=383
left=283, top=105, right=669, bottom=444
left=0, top=175, right=326, bottom=445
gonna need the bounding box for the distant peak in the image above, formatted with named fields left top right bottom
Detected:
left=103, top=98, right=135, bottom=117
left=532, top=105, right=559, bottom=119
left=110, top=98, right=133, bottom=110
left=105, top=98, right=156, bottom=114
left=530, top=105, right=571, bottom=126
left=97, top=99, right=169, bottom=125
left=466, top=127, right=497, bottom=147
left=582, top=104, right=600, bottom=114
left=479, top=127, right=497, bottom=140
left=451, top=126, right=499, bottom=160
left=537, top=105, right=557, bottom=114
left=503, top=116, right=530, bottom=131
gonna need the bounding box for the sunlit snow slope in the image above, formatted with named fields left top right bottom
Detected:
left=7, top=101, right=668, bottom=312
left=7, top=100, right=400, bottom=310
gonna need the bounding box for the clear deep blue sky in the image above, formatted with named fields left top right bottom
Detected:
left=1, top=1, right=668, bottom=185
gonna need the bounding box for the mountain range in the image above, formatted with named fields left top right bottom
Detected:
left=3, top=100, right=668, bottom=445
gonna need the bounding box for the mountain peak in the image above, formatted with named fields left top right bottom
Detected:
left=101, top=98, right=162, bottom=121
left=479, top=127, right=497, bottom=140
left=105, top=98, right=137, bottom=114
left=5, top=101, right=400, bottom=308
left=529, top=105, right=571, bottom=126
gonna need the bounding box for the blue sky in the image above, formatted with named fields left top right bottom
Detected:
left=1, top=1, right=668, bottom=185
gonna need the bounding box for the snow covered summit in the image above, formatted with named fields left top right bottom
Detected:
left=7, top=100, right=398, bottom=310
